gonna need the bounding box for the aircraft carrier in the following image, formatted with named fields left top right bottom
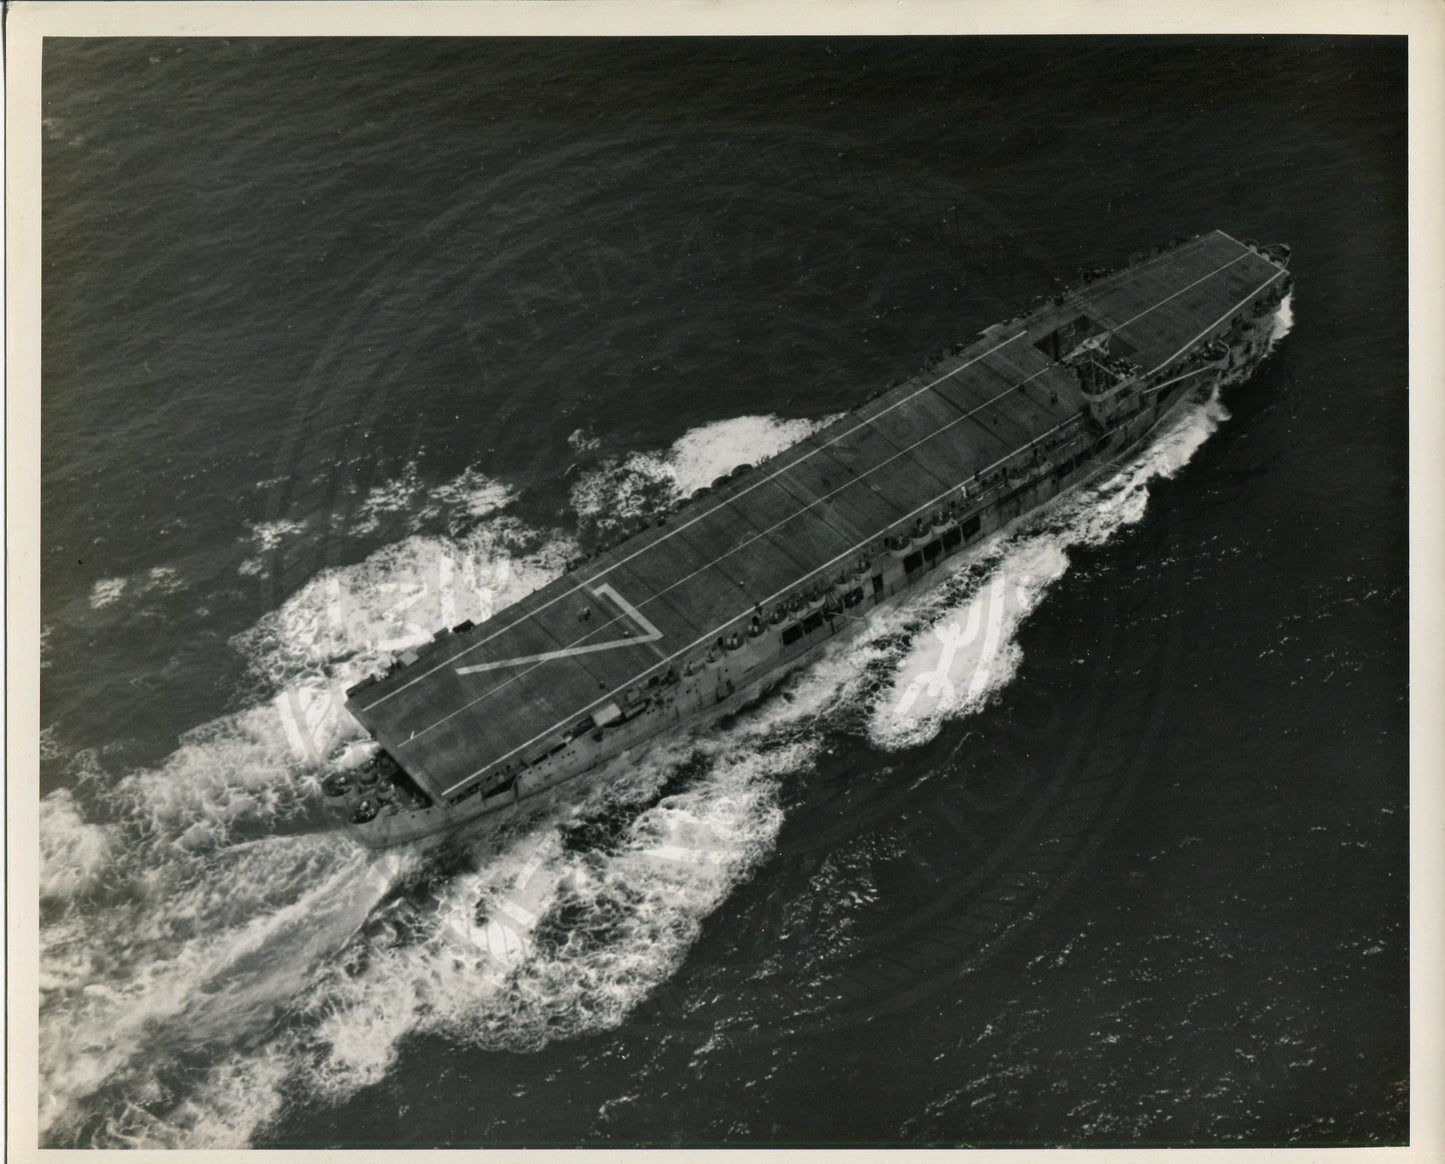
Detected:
left=332, top=230, right=1292, bottom=846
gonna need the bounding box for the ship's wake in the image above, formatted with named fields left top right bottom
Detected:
left=863, top=388, right=1232, bottom=748
left=36, top=418, right=824, bottom=1147
left=37, top=312, right=1288, bottom=1147
left=39, top=699, right=801, bottom=1148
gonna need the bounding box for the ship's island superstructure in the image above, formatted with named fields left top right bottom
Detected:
left=332, top=230, right=1292, bottom=846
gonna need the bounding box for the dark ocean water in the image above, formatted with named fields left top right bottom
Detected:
left=38, top=37, right=1407, bottom=1148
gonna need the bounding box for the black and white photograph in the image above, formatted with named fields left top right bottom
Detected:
left=9, top=0, right=1440, bottom=1154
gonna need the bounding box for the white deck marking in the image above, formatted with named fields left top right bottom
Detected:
left=1093, top=250, right=1252, bottom=336
left=406, top=373, right=1049, bottom=747
left=1147, top=268, right=1288, bottom=375
left=453, top=583, right=662, bottom=675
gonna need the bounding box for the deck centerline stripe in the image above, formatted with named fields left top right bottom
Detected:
left=1091, top=250, right=1251, bottom=336
left=354, top=329, right=1032, bottom=709
left=1147, top=269, right=1288, bottom=376
left=358, top=240, right=1257, bottom=716
left=404, top=372, right=1052, bottom=743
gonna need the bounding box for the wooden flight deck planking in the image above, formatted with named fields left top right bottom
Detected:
left=348, top=231, right=1287, bottom=802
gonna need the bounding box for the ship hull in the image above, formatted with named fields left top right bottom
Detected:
left=342, top=305, right=1282, bottom=850
left=335, top=231, right=1291, bottom=848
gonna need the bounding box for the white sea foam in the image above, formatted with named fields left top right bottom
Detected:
left=39, top=790, right=115, bottom=901
left=86, top=565, right=190, bottom=607
left=145, top=565, right=186, bottom=594
left=51, top=705, right=799, bottom=1147
left=248, top=517, right=308, bottom=554
left=571, top=413, right=841, bottom=531
left=150, top=718, right=788, bottom=1145
left=351, top=462, right=515, bottom=537
left=39, top=722, right=63, bottom=762
left=1272, top=293, right=1294, bottom=343
left=88, top=577, right=127, bottom=609
left=98, top=701, right=334, bottom=845
left=666, top=414, right=841, bottom=495
left=237, top=518, right=310, bottom=578
left=432, top=468, right=515, bottom=523
left=97, top=1049, right=297, bottom=1149
left=567, top=427, right=602, bottom=453
left=867, top=388, right=1232, bottom=749
left=41, top=497, right=580, bottom=1143
left=39, top=835, right=408, bottom=1144
left=870, top=541, right=1058, bottom=749
left=42, top=115, right=87, bottom=149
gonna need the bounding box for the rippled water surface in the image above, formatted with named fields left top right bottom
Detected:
left=39, top=37, right=1406, bottom=1147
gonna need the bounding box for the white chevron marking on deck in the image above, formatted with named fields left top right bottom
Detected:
left=453, top=583, right=662, bottom=676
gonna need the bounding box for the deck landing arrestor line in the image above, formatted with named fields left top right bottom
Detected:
left=454, top=583, right=663, bottom=676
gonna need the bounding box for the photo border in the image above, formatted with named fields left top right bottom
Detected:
left=7, top=3, right=1441, bottom=1161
